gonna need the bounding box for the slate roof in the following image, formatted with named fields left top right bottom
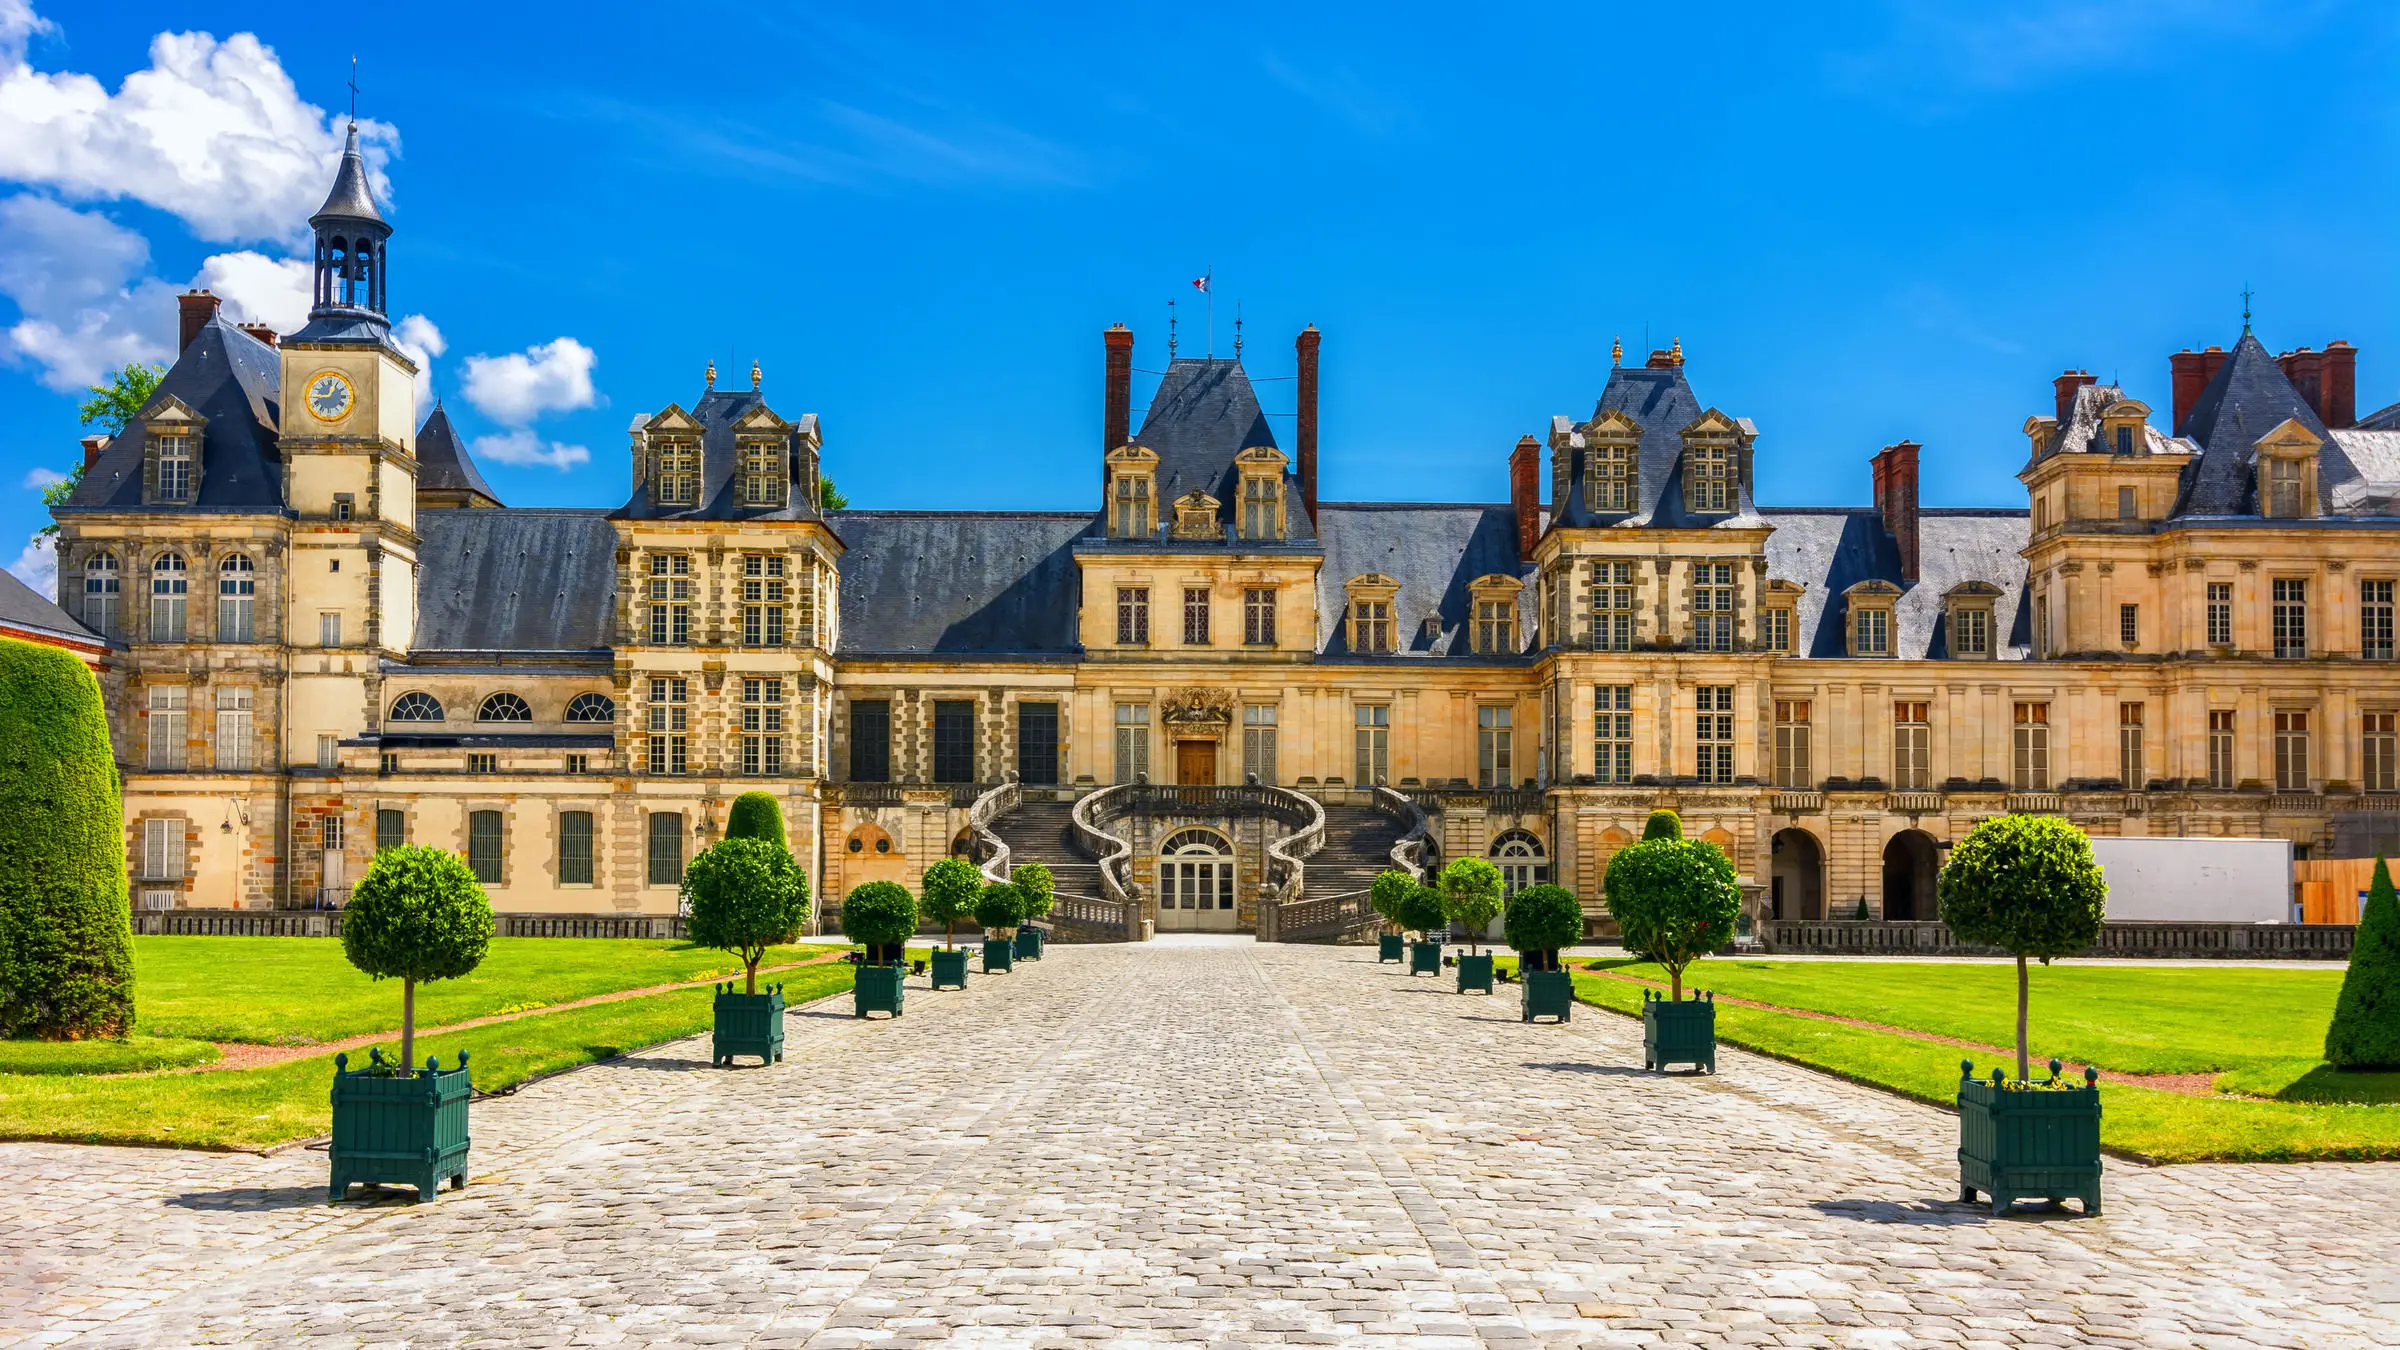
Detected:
left=830, top=511, right=1088, bottom=658
left=2357, top=398, right=2400, bottom=431
left=61, top=316, right=284, bottom=514
left=415, top=403, right=501, bottom=505
left=0, top=566, right=101, bottom=646
left=2173, top=333, right=2332, bottom=517
left=2327, top=430, right=2400, bottom=515
left=2024, top=380, right=2192, bottom=466
left=616, top=388, right=826, bottom=523
left=1762, top=508, right=2032, bottom=660
left=414, top=509, right=619, bottom=652
left=1549, top=362, right=1766, bottom=531
left=310, top=123, right=387, bottom=228
left=1128, top=359, right=1313, bottom=538
left=1314, top=503, right=1531, bottom=658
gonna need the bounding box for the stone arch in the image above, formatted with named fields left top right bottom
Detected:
left=1770, top=827, right=1825, bottom=921
left=1882, top=829, right=1941, bottom=921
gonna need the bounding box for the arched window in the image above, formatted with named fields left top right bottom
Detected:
left=564, top=692, right=616, bottom=723
left=387, top=691, right=445, bottom=722
left=82, top=552, right=120, bottom=637
left=149, top=552, right=188, bottom=642
left=217, top=554, right=256, bottom=642
left=478, top=692, right=533, bottom=722
left=1490, top=829, right=1549, bottom=898
left=1157, top=829, right=1234, bottom=925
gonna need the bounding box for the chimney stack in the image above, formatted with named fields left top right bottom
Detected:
left=1871, top=441, right=1922, bottom=583
left=2052, top=369, right=2096, bottom=423
left=80, top=434, right=108, bottom=471
left=2323, top=340, right=2357, bottom=428
left=1103, top=324, right=1133, bottom=458
left=2168, top=345, right=2231, bottom=434
left=237, top=322, right=279, bottom=348
left=1509, top=435, right=1541, bottom=559
left=1295, top=325, right=1321, bottom=522
left=177, top=289, right=220, bottom=354
left=2276, top=346, right=2326, bottom=423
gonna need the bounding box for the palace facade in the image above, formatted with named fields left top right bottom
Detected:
left=49, top=132, right=2400, bottom=933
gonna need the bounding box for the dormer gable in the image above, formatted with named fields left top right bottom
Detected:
left=1678, top=407, right=1744, bottom=515
left=1169, top=488, right=1222, bottom=540
left=2254, top=416, right=2324, bottom=518
left=139, top=394, right=208, bottom=506
left=638, top=404, right=702, bottom=507
left=1106, top=444, right=1160, bottom=539
left=1232, top=445, right=1289, bottom=541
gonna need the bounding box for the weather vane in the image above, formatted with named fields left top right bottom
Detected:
left=1167, top=299, right=1177, bottom=359
left=2241, top=284, right=2254, bottom=336
left=347, top=55, right=359, bottom=123
left=1233, top=301, right=1243, bottom=359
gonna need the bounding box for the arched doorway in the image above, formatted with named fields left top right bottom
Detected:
left=1156, top=828, right=1237, bottom=932
left=1489, top=830, right=1549, bottom=898
left=1882, top=830, right=1940, bottom=921
left=1770, top=828, right=1824, bottom=920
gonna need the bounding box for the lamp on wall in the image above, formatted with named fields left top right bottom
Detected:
left=220, top=800, right=249, bottom=835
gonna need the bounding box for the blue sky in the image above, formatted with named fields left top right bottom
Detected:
left=2, top=1, right=2395, bottom=592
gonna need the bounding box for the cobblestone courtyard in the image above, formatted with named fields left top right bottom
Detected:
left=6, top=942, right=2398, bottom=1349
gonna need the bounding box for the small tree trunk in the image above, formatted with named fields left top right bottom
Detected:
left=2015, top=954, right=2031, bottom=1082
left=746, top=953, right=758, bottom=995
left=401, top=978, right=416, bottom=1074
left=1670, top=963, right=1683, bottom=1001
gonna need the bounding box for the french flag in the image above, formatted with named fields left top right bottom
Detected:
left=1191, top=273, right=1210, bottom=293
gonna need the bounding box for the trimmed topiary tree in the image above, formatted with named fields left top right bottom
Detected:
left=1604, top=833, right=1739, bottom=1000
left=0, top=637, right=132, bottom=1040
left=1643, top=809, right=1682, bottom=841
left=1438, top=857, right=1504, bottom=955
left=921, top=857, right=981, bottom=949
left=682, top=836, right=811, bottom=994
left=842, top=880, right=919, bottom=961
left=1014, top=861, right=1055, bottom=922
left=1395, top=883, right=1448, bottom=940
left=342, top=845, right=495, bottom=1071
left=975, top=881, right=1028, bottom=935
left=725, top=791, right=786, bottom=850
left=2325, top=856, right=2400, bottom=1070
left=1937, top=813, right=2106, bottom=1080
left=1504, top=883, right=1583, bottom=971
left=1371, top=869, right=1415, bottom=933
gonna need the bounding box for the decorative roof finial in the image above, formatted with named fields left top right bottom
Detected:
left=1611, top=335, right=1623, bottom=367
left=1233, top=301, right=1243, bottom=359
left=1670, top=335, right=1684, bottom=366
left=1167, top=299, right=1178, bottom=359
left=347, top=55, right=360, bottom=125
left=751, top=359, right=762, bottom=391
left=705, top=359, right=717, bottom=391
left=2241, top=284, right=2254, bottom=336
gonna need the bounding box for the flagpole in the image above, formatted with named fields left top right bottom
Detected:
left=1206, top=267, right=1214, bottom=358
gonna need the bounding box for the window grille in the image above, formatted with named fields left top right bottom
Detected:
left=1116, top=587, right=1149, bottom=645
left=142, top=818, right=186, bottom=880
left=2118, top=702, right=2145, bottom=788
left=1694, top=563, right=1734, bottom=651
left=214, top=686, right=253, bottom=771
left=2364, top=712, right=2397, bottom=794
left=1892, top=701, right=1930, bottom=789
left=1687, top=443, right=1732, bottom=512
left=1183, top=587, right=1210, bottom=646
left=2272, top=578, right=2307, bottom=659
left=2207, top=582, right=2233, bottom=646
left=217, top=555, right=255, bottom=642
left=564, top=692, right=615, bottom=723
left=2274, top=711, right=2311, bottom=791
left=1477, top=706, right=1512, bottom=788
left=388, top=691, right=444, bottom=722
left=1475, top=599, right=1514, bottom=655
left=376, top=808, right=405, bottom=852
left=2267, top=457, right=2303, bottom=517
left=742, top=554, right=787, bottom=646
left=1589, top=444, right=1632, bottom=512
left=478, top=692, right=533, bottom=722
left=467, top=810, right=503, bottom=883
left=2013, top=702, right=2050, bottom=791
left=2208, top=709, right=2236, bottom=789
left=1242, top=705, right=1278, bottom=784
left=741, top=677, right=785, bottom=776
left=2362, top=580, right=2394, bottom=661
left=647, top=554, right=693, bottom=645
left=647, top=812, right=684, bottom=885
left=156, top=434, right=192, bottom=501
left=1854, top=605, right=1889, bottom=656
left=848, top=700, right=891, bottom=782
left=147, top=685, right=187, bottom=770
left=150, top=553, right=188, bottom=642
left=646, top=677, right=689, bottom=775
left=1951, top=607, right=1987, bottom=657
left=83, top=553, right=120, bottom=637
left=1113, top=703, right=1149, bottom=783
left=1352, top=600, right=1391, bottom=654
left=2119, top=603, right=2139, bottom=648
left=559, top=811, right=595, bottom=885
left=467, top=752, right=497, bottom=774
left=1763, top=607, right=1791, bottom=654
left=656, top=440, right=699, bottom=505
left=1773, top=699, right=1810, bottom=788
left=932, top=700, right=975, bottom=783
left=1354, top=705, right=1390, bottom=786
left=1694, top=686, right=1734, bottom=784
left=1490, top=830, right=1550, bottom=897
left=1242, top=475, right=1278, bottom=539
left=1244, top=587, right=1276, bottom=645
left=1595, top=685, right=1633, bottom=784
left=1590, top=561, right=1634, bottom=651
left=1017, top=702, right=1060, bottom=786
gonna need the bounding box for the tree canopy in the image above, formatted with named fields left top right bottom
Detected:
left=1503, top=884, right=1583, bottom=965
left=1395, top=883, right=1449, bottom=939
left=343, top=845, right=495, bottom=1068
left=1370, top=869, right=1416, bottom=933
left=974, top=881, right=1028, bottom=933
left=1013, top=862, right=1055, bottom=920
left=1642, top=809, right=1682, bottom=841
left=1937, top=813, right=2106, bottom=1079
left=920, top=857, right=982, bottom=948
left=1604, top=835, right=1739, bottom=999
left=1437, top=857, right=1504, bottom=954
left=724, top=791, right=786, bottom=850
left=682, top=837, right=810, bottom=993
left=841, top=880, right=920, bottom=954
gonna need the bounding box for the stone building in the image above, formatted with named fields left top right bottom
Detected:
left=51, top=133, right=2400, bottom=932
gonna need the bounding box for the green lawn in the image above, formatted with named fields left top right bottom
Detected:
left=0, top=1036, right=219, bottom=1075
left=0, top=964, right=859, bottom=1150
left=128, top=936, right=841, bottom=1044
left=1571, top=961, right=2400, bottom=1164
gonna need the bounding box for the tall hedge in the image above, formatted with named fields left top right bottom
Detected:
left=1937, top=813, right=2106, bottom=1080
left=725, top=791, right=786, bottom=850
left=1642, top=809, right=1682, bottom=841
left=0, top=638, right=132, bottom=1039
left=2326, top=856, right=2400, bottom=1069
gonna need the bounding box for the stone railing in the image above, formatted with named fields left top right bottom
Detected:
left=1885, top=791, right=1944, bottom=815
left=1770, top=790, right=1825, bottom=815
left=136, top=910, right=688, bottom=939
left=1376, top=784, right=1435, bottom=882
left=967, top=779, right=1020, bottom=885
left=2270, top=792, right=2322, bottom=815
left=1272, top=887, right=1378, bottom=943
left=1049, top=889, right=1137, bottom=942
left=1260, top=783, right=1327, bottom=916
left=2005, top=792, right=2064, bottom=814
left=834, top=782, right=906, bottom=808
left=1759, top=919, right=2353, bottom=960
left=1072, top=782, right=1144, bottom=915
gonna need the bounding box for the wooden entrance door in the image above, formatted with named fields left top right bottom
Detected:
left=1176, top=739, right=1217, bottom=785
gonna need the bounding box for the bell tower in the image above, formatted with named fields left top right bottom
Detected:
left=278, top=121, right=422, bottom=767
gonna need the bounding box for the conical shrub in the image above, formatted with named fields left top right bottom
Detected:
left=2326, top=856, right=2400, bottom=1069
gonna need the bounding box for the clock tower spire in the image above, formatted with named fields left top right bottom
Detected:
left=301, top=121, right=392, bottom=338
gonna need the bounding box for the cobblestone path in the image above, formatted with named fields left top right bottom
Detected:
left=5, top=943, right=2398, bottom=1348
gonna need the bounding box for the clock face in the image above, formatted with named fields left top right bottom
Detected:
left=306, top=371, right=354, bottom=421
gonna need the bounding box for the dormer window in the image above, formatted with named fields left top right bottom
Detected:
left=2268, top=458, right=2303, bottom=517
left=1589, top=442, right=1634, bottom=511
left=1943, top=581, right=2001, bottom=660
left=1117, top=475, right=1153, bottom=536
left=157, top=434, right=193, bottom=501
left=140, top=398, right=206, bottom=506
left=1760, top=579, right=1803, bottom=655
left=2253, top=418, right=2321, bottom=520
left=1107, top=446, right=1159, bottom=539
left=1467, top=574, right=1520, bottom=655
left=1688, top=444, right=1732, bottom=512
left=657, top=438, right=699, bottom=506
left=1344, top=574, right=1400, bottom=654
left=739, top=439, right=783, bottom=507
left=1235, top=446, right=1287, bottom=541
left=1844, top=579, right=1901, bottom=658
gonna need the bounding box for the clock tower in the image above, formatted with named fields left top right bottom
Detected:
left=279, top=121, right=422, bottom=765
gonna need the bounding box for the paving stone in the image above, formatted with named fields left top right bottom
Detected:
left=3, top=944, right=2398, bottom=1347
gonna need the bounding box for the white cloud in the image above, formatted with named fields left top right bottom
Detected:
left=471, top=429, right=589, bottom=472
left=6, top=530, right=55, bottom=596
left=461, top=337, right=597, bottom=425
left=21, top=465, right=63, bottom=488
left=193, top=248, right=308, bottom=333
left=391, top=312, right=443, bottom=408
left=0, top=1, right=55, bottom=70
left=0, top=23, right=393, bottom=244
left=0, top=192, right=172, bottom=390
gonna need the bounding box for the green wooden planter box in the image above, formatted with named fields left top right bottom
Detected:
left=1409, top=940, right=1443, bottom=975
left=712, top=983, right=785, bottom=1067
left=1520, top=968, right=1573, bottom=1023
left=1643, top=989, right=1716, bottom=1073
left=984, top=937, right=1014, bottom=973
left=930, top=947, right=970, bottom=989
left=1455, top=952, right=1495, bottom=994
left=1957, top=1060, right=2103, bottom=1216
left=328, top=1048, right=471, bottom=1203
left=853, top=962, right=906, bottom=1018
left=1379, top=933, right=1405, bottom=963
left=1015, top=926, right=1045, bottom=960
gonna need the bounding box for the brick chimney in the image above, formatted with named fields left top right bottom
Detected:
left=2053, top=369, right=2096, bottom=423
left=1871, top=441, right=1922, bottom=583
left=177, top=289, right=220, bottom=353
left=1103, top=324, right=1132, bottom=457
left=2169, top=345, right=2230, bottom=434
left=2276, top=346, right=2325, bottom=423
left=1295, top=325, right=1321, bottom=522
left=80, top=434, right=108, bottom=470
left=1510, top=435, right=1541, bottom=559
left=2324, top=340, right=2358, bottom=428
left=237, top=322, right=279, bottom=348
